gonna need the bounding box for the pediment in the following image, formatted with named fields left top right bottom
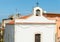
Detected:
left=15, top=15, right=55, bottom=23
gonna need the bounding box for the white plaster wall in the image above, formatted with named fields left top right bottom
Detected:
left=15, top=24, right=56, bottom=42
left=33, top=7, right=43, bottom=16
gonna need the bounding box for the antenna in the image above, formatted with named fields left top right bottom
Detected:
left=36, top=0, right=39, bottom=6
left=16, top=8, right=19, bottom=14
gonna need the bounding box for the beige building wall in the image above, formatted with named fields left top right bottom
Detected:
left=56, top=17, right=60, bottom=42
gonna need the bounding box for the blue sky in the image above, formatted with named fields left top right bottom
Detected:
left=0, top=0, right=60, bottom=21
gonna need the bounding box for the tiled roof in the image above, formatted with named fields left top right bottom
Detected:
left=43, top=13, right=60, bottom=17
left=2, top=13, right=60, bottom=24
left=9, top=20, right=14, bottom=24
left=19, top=13, right=60, bottom=19
left=19, top=14, right=32, bottom=19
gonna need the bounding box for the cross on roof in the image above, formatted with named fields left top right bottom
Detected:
left=36, top=0, right=39, bottom=6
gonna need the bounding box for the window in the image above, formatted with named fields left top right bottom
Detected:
left=36, top=9, right=40, bottom=16
left=58, top=37, right=60, bottom=42
left=59, top=27, right=60, bottom=30
left=35, top=34, right=41, bottom=42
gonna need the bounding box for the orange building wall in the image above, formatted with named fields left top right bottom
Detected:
left=47, top=17, right=60, bottom=42
left=56, top=17, right=60, bottom=42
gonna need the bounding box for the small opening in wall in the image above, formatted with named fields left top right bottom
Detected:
left=58, top=37, right=60, bottom=39
left=59, top=27, right=60, bottom=30
left=36, top=9, right=40, bottom=16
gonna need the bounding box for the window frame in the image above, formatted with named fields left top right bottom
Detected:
left=35, top=33, right=41, bottom=42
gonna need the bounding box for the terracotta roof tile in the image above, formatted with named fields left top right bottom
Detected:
left=43, top=13, right=60, bottom=17
left=20, top=14, right=32, bottom=19
left=18, top=13, right=60, bottom=19
left=9, top=20, right=14, bottom=24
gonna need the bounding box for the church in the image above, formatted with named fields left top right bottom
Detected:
left=3, top=4, right=60, bottom=42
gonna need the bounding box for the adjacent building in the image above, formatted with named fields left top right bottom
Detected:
left=0, top=23, right=4, bottom=42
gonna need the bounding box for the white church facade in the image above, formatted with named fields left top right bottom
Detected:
left=3, top=6, right=60, bottom=42
left=15, top=7, right=56, bottom=42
